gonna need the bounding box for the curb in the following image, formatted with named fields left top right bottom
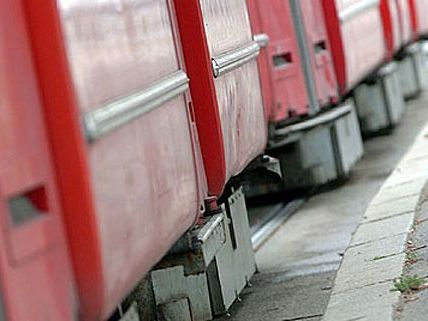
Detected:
left=322, top=122, right=428, bottom=321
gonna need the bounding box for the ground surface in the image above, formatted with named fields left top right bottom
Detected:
left=218, top=93, right=428, bottom=321
left=394, top=186, right=428, bottom=321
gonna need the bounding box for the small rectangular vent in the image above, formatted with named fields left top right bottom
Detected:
left=8, top=186, right=48, bottom=226
left=314, top=41, right=327, bottom=54
left=273, top=52, right=292, bottom=68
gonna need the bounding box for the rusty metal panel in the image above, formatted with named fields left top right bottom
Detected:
left=247, top=0, right=310, bottom=122
left=299, top=0, right=339, bottom=108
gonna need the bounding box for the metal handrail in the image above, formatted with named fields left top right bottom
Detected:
left=212, top=41, right=260, bottom=78
left=83, top=70, right=189, bottom=142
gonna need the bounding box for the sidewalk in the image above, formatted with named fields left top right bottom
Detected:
left=322, top=120, right=428, bottom=321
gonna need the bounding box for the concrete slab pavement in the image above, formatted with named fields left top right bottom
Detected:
left=322, top=120, right=428, bottom=321
left=393, top=189, right=428, bottom=321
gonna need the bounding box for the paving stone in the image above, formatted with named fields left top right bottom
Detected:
left=384, top=152, right=428, bottom=186
left=363, top=196, right=419, bottom=223
left=333, top=253, right=405, bottom=293
left=384, top=170, right=428, bottom=187
left=371, top=179, right=425, bottom=205
left=347, top=233, right=408, bottom=261
left=404, top=139, right=428, bottom=155
left=395, top=199, right=428, bottom=321
left=352, top=212, right=414, bottom=246
left=323, top=282, right=400, bottom=321
left=395, top=157, right=428, bottom=176
left=402, top=149, right=428, bottom=161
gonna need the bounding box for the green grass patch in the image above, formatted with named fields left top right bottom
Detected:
left=406, top=251, right=418, bottom=262
left=393, top=275, right=425, bottom=293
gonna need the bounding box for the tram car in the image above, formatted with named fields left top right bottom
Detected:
left=1, top=1, right=427, bottom=321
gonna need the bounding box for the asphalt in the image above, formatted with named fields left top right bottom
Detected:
left=217, top=91, right=428, bottom=321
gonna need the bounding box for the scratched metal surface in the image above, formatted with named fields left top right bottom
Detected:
left=58, top=0, right=201, bottom=317
left=336, top=0, right=386, bottom=89
left=199, top=0, right=267, bottom=180
left=415, top=0, right=428, bottom=35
